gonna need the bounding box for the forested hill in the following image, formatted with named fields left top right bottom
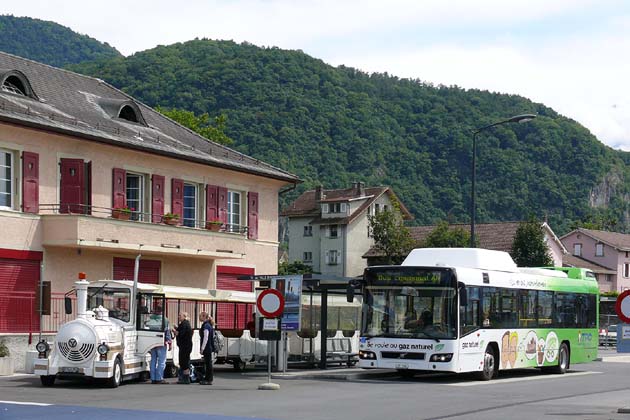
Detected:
left=0, top=15, right=121, bottom=67
left=64, top=39, right=630, bottom=234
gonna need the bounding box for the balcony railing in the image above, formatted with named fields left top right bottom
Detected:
left=39, top=203, right=248, bottom=235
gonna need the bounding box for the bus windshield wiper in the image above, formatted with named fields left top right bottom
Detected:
left=421, top=330, right=441, bottom=342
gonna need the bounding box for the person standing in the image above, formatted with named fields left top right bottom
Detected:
left=173, top=311, right=193, bottom=384
left=198, top=312, right=215, bottom=385
left=148, top=306, right=171, bottom=384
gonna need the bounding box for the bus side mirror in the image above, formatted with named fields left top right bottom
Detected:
left=347, top=284, right=355, bottom=303
left=64, top=296, right=72, bottom=315
left=459, top=285, right=468, bottom=307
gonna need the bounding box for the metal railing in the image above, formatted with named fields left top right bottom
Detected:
left=1, top=293, right=252, bottom=334
left=39, top=203, right=248, bottom=235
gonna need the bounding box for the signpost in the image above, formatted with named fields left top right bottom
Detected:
left=615, top=291, right=630, bottom=353
left=257, top=289, right=284, bottom=390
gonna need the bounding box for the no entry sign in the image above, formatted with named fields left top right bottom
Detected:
left=616, top=290, right=630, bottom=324
left=257, top=288, right=285, bottom=318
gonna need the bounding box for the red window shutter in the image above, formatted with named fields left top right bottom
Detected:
left=247, top=191, right=259, bottom=240
left=171, top=178, right=184, bottom=224
left=152, top=175, right=165, bottom=223
left=217, top=186, right=228, bottom=224
left=85, top=161, right=92, bottom=215
left=216, top=266, right=254, bottom=330
left=205, top=185, right=219, bottom=225
left=112, top=168, right=126, bottom=210
left=113, top=257, right=161, bottom=284
left=0, top=258, right=40, bottom=333
left=21, top=151, right=39, bottom=213
left=60, top=158, right=85, bottom=214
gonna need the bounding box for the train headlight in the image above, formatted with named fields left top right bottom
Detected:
left=97, top=343, right=109, bottom=355
left=429, top=353, right=453, bottom=362
left=36, top=340, right=50, bottom=358
left=36, top=340, right=49, bottom=353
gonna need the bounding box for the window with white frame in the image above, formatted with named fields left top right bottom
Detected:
left=126, top=172, right=145, bottom=221
left=183, top=183, right=198, bottom=228
left=0, top=149, right=14, bottom=210
left=573, top=243, right=582, bottom=256
left=375, top=203, right=380, bottom=214
left=328, top=224, right=338, bottom=238
left=227, top=190, right=241, bottom=232
left=329, top=202, right=347, bottom=214
left=322, top=203, right=329, bottom=214
left=595, top=243, right=604, bottom=257
left=326, top=250, right=339, bottom=265
left=624, top=263, right=630, bottom=278
left=303, top=252, right=312, bottom=262
left=303, top=225, right=312, bottom=236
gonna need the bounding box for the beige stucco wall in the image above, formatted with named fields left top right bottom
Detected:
left=345, top=214, right=372, bottom=277
left=0, top=122, right=285, bottom=292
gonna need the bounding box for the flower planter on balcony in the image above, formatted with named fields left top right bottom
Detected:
left=206, top=222, right=222, bottom=232
left=163, top=218, right=179, bottom=226
left=112, top=210, right=131, bottom=220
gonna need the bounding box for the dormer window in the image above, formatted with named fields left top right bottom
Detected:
left=96, top=97, right=147, bottom=126
left=118, top=105, right=139, bottom=122
left=0, top=70, right=38, bottom=99
left=2, top=76, right=26, bottom=96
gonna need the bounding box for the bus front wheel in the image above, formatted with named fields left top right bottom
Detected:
left=477, top=346, right=496, bottom=381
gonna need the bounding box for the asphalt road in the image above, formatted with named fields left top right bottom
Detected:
left=2, top=350, right=630, bottom=420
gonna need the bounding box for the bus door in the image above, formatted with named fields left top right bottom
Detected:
left=136, top=293, right=167, bottom=354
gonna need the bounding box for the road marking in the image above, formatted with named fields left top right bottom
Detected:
left=0, top=400, right=52, bottom=406
left=447, top=371, right=601, bottom=386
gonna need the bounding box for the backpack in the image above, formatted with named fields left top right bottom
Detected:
left=213, top=329, right=224, bottom=352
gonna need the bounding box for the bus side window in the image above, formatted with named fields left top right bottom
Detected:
left=460, top=287, right=481, bottom=336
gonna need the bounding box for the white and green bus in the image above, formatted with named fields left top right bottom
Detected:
left=349, top=248, right=599, bottom=380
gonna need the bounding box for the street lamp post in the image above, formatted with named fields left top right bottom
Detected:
left=470, top=114, right=537, bottom=248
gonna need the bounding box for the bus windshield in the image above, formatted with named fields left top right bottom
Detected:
left=87, top=287, right=131, bottom=322
left=362, top=285, right=457, bottom=340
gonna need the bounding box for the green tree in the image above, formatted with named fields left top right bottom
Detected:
left=511, top=219, right=553, bottom=267
left=368, top=208, right=415, bottom=264
left=156, top=107, right=233, bottom=146
left=422, top=221, right=471, bottom=248
left=278, top=261, right=313, bottom=275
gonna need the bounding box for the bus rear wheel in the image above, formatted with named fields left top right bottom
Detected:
left=549, top=343, right=569, bottom=374
left=476, top=346, right=496, bottom=381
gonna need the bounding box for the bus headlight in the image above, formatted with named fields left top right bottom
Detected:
left=359, top=350, right=376, bottom=360
left=429, top=353, right=453, bottom=362
left=36, top=340, right=49, bottom=358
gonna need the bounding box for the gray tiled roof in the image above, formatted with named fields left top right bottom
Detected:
left=0, top=51, right=299, bottom=183
left=561, top=228, right=630, bottom=251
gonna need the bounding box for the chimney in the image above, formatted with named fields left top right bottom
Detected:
left=353, top=181, right=364, bottom=197
left=315, top=185, right=323, bottom=201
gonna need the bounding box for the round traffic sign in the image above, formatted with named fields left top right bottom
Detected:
left=615, top=290, right=630, bottom=324
left=257, top=289, right=285, bottom=318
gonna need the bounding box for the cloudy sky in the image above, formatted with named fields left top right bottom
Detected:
left=2, top=0, right=629, bottom=149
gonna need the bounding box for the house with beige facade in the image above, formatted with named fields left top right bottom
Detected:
left=281, top=183, right=412, bottom=277
left=560, top=228, right=630, bottom=292
left=0, top=52, right=299, bottom=350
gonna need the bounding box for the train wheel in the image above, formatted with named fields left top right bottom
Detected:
left=40, top=375, right=55, bottom=387
left=107, top=358, right=123, bottom=388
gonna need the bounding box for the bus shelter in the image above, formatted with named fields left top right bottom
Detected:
left=238, top=273, right=360, bottom=369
